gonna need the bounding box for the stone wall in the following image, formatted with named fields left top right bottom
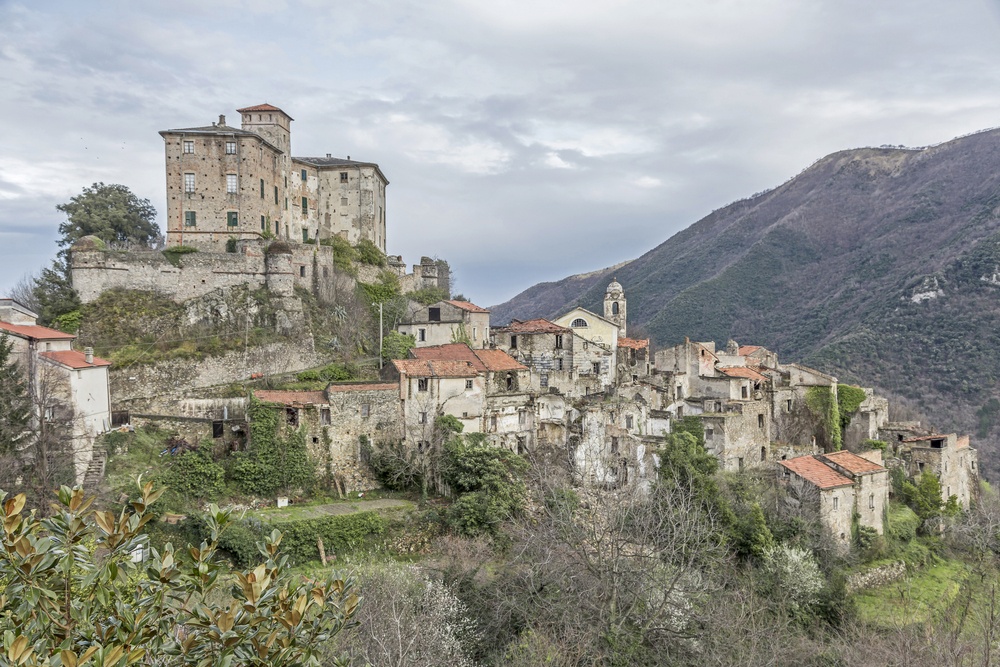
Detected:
left=846, top=561, right=906, bottom=593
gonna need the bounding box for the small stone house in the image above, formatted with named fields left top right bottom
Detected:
left=819, top=450, right=889, bottom=536
left=899, top=433, right=978, bottom=509
left=398, top=300, right=490, bottom=348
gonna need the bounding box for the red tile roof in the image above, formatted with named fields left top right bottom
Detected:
left=779, top=456, right=854, bottom=489
left=502, top=318, right=569, bottom=334
left=0, top=321, right=76, bottom=340
left=738, top=345, right=762, bottom=355
left=618, top=337, right=649, bottom=350
left=445, top=300, right=489, bottom=313
left=39, top=350, right=111, bottom=369
left=254, top=390, right=327, bottom=405
left=392, top=359, right=479, bottom=378
left=473, top=348, right=526, bottom=372
left=412, top=343, right=477, bottom=362
left=717, top=366, right=768, bottom=382
left=821, top=450, right=886, bottom=475
left=327, top=383, right=397, bottom=393
left=236, top=104, right=288, bottom=114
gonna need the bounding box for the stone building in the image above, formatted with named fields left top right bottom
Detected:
left=161, top=104, right=387, bottom=252
left=778, top=455, right=859, bottom=553
left=0, top=299, right=111, bottom=483
left=398, top=300, right=490, bottom=349
left=551, top=306, right=619, bottom=395
left=819, top=450, right=890, bottom=536
left=899, top=433, right=978, bottom=509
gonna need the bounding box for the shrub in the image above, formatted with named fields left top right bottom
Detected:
left=271, top=511, right=387, bottom=565
left=407, top=286, right=449, bottom=305
left=354, top=239, right=387, bottom=267
left=158, top=441, right=225, bottom=502
left=442, top=435, right=529, bottom=536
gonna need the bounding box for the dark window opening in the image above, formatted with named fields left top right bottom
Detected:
left=592, top=362, right=600, bottom=375
left=299, top=266, right=306, bottom=277
left=428, top=307, right=441, bottom=322
left=557, top=358, right=564, bottom=371
left=312, top=436, right=319, bottom=444
left=555, top=334, right=563, bottom=349
left=612, top=302, right=619, bottom=315
left=761, top=446, right=766, bottom=461
left=417, top=378, right=429, bottom=392
left=340, top=171, right=348, bottom=182
left=741, top=386, right=748, bottom=399
left=301, top=169, right=307, bottom=181
left=510, top=335, right=517, bottom=349
left=285, top=408, right=299, bottom=426
left=465, top=379, right=473, bottom=389
left=517, top=436, right=526, bottom=456
left=418, top=328, right=426, bottom=342
left=321, top=408, right=331, bottom=425
left=419, top=412, right=427, bottom=424
left=184, top=211, right=197, bottom=227
left=611, top=436, right=619, bottom=454
left=758, top=414, right=764, bottom=428
left=625, top=414, right=633, bottom=429
left=738, top=457, right=745, bottom=471
left=227, top=211, right=238, bottom=227
left=931, top=438, right=945, bottom=449
left=212, top=421, right=224, bottom=438
left=540, top=374, right=548, bottom=388
left=506, top=373, right=514, bottom=391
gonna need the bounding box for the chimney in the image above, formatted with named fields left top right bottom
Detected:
left=326, top=153, right=331, bottom=158
left=219, top=114, right=226, bottom=126
left=84, top=347, right=94, bottom=364
left=347, top=155, right=350, bottom=160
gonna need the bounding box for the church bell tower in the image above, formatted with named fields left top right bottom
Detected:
left=604, top=278, right=627, bottom=338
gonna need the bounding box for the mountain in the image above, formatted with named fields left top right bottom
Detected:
left=491, top=129, right=1000, bottom=478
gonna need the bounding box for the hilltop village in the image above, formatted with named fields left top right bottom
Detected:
left=1, top=104, right=979, bottom=554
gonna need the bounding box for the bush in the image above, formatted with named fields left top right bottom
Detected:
left=158, top=441, right=226, bottom=502
left=354, top=239, right=387, bottom=267
left=272, top=511, right=387, bottom=565
left=887, top=503, right=920, bottom=543
left=407, top=286, right=449, bottom=305
left=442, top=435, right=529, bottom=536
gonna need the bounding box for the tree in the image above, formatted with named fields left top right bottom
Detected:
left=442, top=433, right=529, bottom=536
left=0, top=483, right=360, bottom=667
left=31, top=257, right=81, bottom=328
left=381, top=330, right=415, bottom=362
left=56, top=182, right=160, bottom=250
left=0, top=334, right=31, bottom=454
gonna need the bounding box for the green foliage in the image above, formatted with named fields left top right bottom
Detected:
left=806, top=385, right=842, bottom=450
left=0, top=484, right=360, bottom=667
left=271, top=511, right=387, bottom=565
left=216, top=516, right=269, bottom=567
left=52, top=308, right=82, bottom=333
left=407, top=286, right=450, bottom=305
left=322, top=236, right=358, bottom=272
left=359, top=270, right=401, bottom=305
left=450, top=322, right=473, bottom=345
left=56, top=182, right=159, bottom=250
left=31, top=257, right=80, bottom=327
left=161, top=244, right=199, bottom=267
left=158, top=441, right=226, bottom=502
left=381, top=330, right=416, bottom=361
left=436, top=413, right=465, bottom=435
left=231, top=398, right=316, bottom=496
left=837, top=384, right=867, bottom=433
left=862, top=438, right=887, bottom=451
left=296, top=363, right=353, bottom=383
left=737, top=502, right=775, bottom=560
left=901, top=471, right=944, bottom=522
left=354, top=239, right=387, bottom=266
left=367, top=440, right=425, bottom=491
left=0, top=334, right=30, bottom=455
left=225, top=236, right=238, bottom=253
left=886, top=502, right=921, bottom=543
left=442, top=436, right=530, bottom=536
left=976, top=398, right=1000, bottom=438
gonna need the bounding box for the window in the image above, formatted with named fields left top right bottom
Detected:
left=676, top=405, right=684, bottom=417
left=260, top=178, right=265, bottom=198
left=184, top=211, right=196, bottom=227
left=761, top=446, right=766, bottom=461
left=285, top=408, right=299, bottom=427
left=676, top=385, right=684, bottom=399
left=611, top=302, right=619, bottom=315
left=786, top=399, right=792, bottom=412
left=261, top=215, right=265, bottom=230
left=301, top=169, right=307, bottom=181
left=428, top=307, right=441, bottom=322
left=738, top=457, right=745, bottom=471
left=506, top=373, right=514, bottom=391
left=625, top=414, right=633, bottom=429
left=540, top=373, right=549, bottom=388
left=361, top=404, right=370, bottom=417
left=225, top=141, right=236, bottom=154
left=869, top=494, right=874, bottom=510
left=285, top=198, right=288, bottom=210
left=418, top=441, right=430, bottom=454
left=557, top=358, right=564, bottom=371
left=299, top=266, right=306, bottom=277
left=340, top=171, right=348, bottom=182
left=833, top=496, right=839, bottom=510
left=519, top=411, right=526, bottom=426
left=465, top=379, right=473, bottom=389
left=571, top=318, right=588, bottom=328
left=417, top=378, right=429, bottom=392
left=183, top=140, right=194, bottom=154
left=611, top=436, right=619, bottom=454
left=918, top=462, right=925, bottom=472
left=510, top=335, right=517, bottom=349
left=419, top=412, right=427, bottom=424
left=758, top=414, right=764, bottom=428
left=741, top=385, right=748, bottom=399
left=274, top=185, right=279, bottom=204
left=227, top=211, right=238, bottom=227
left=212, top=421, right=224, bottom=438
left=473, top=327, right=478, bottom=340
left=418, top=328, right=426, bottom=342
left=302, top=196, right=308, bottom=214
left=226, top=174, right=238, bottom=193
left=592, top=362, right=601, bottom=375
left=302, top=229, right=309, bottom=242
left=705, top=427, right=714, bottom=439
left=341, top=197, right=348, bottom=206
left=555, top=334, right=563, bottom=349
left=184, top=173, right=195, bottom=193
left=321, top=408, right=331, bottom=425
left=490, top=414, right=497, bottom=430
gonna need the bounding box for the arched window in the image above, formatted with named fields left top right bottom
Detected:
left=571, top=318, right=588, bottom=328
left=611, top=302, right=619, bottom=315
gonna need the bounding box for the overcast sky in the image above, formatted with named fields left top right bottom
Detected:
left=3, top=0, right=1000, bottom=307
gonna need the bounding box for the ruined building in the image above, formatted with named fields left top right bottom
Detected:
left=161, top=104, right=388, bottom=252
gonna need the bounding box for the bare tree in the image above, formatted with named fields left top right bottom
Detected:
left=7, top=271, right=41, bottom=313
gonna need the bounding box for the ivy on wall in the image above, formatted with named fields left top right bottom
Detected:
left=231, top=397, right=316, bottom=496
left=806, top=386, right=842, bottom=451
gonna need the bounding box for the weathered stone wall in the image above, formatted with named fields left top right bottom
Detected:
left=846, top=561, right=906, bottom=593
left=325, top=384, right=402, bottom=471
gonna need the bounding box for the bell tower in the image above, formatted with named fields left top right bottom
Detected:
left=604, top=278, right=627, bottom=338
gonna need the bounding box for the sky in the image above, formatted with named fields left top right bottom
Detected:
left=3, top=1, right=1000, bottom=307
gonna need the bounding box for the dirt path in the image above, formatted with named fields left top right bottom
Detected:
left=255, top=498, right=414, bottom=521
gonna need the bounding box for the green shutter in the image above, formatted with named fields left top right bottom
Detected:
left=184, top=211, right=196, bottom=227
left=227, top=212, right=238, bottom=227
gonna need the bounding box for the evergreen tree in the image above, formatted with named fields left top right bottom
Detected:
left=0, top=334, right=30, bottom=454
left=56, top=182, right=160, bottom=250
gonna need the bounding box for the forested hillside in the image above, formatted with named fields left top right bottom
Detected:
left=491, top=129, right=1000, bottom=477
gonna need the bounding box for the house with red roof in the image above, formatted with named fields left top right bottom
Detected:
left=398, top=300, right=490, bottom=349
left=0, top=299, right=111, bottom=484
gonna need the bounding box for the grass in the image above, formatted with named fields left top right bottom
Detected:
left=854, top=558, right=969, bottom=627
left=251, top=492, right=417, bottom=522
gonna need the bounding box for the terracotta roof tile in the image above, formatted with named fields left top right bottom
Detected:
left=821, top=450, right=886, bottom=475
left=392, top=359, right=479, bottom=378
left=254, top=390, right=327, bottom=405
left=0, top=321, right=76, bottom=340
left=738, top=345, right=762, bottom=355
left=473, top=349, right=527, bottom=372
left=717, top=366, right=768, bottom=382
left=779, top=456, right=854, bottom=489
left=445, top=300, right=489, bottom=313
left=501, top=319, right=569, bottom=334
left=236, top=103, right=289, bottom=114
left=39, top=350, right=111, bottom=369
left=412, top=343, right=485, bottom=370
left=326, top=383, right=397, bottom=393
left=618, top=337, right=649, bottom=350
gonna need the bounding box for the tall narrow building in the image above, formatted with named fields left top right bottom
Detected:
left=604, top=278, right=627, bottom=338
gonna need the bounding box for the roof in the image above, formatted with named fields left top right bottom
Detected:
left=902, top=433, right=952, bottom=444
left=292, top=157, right=389, bottom=184
left=236, top=103, right=291, bottom=117
left=502, top=319, right=568, bottom=334
left=39, top=350, right=111, bottom=369
left=158, top=125, right=283, bottom=154
left=326, top=383, right=397, bottom=393
left=0, top=321, right=76, bottom=341
left=444, top=300, right=489, bottom=313
left=779, top=456, right=854, bottom=490
left=473, top=348, right=526, bottom=372
left=717, top=366, right=768, bottom=382
left=392, top=359, right=479, bottom=378
left=738, top=345, right=762, bottom=355
left=254, top=390, right=327, bottom=405
left=618, top=337, right=649, bottom=350
left=410, top=343, right=526, bottom=373
left=821, top=450, right=886, bottom=475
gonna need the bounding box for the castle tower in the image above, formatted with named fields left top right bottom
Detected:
left=604, top=278, right=627, bottom=338
left=237, top=104, right=293, bottom=155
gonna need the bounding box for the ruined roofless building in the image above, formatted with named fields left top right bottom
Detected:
left=160, top=104, right=388, bottom=252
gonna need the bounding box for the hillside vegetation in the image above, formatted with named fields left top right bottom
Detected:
left=491, top=130, right=1000, bottom=477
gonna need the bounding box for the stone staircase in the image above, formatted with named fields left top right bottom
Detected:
left=83, top=448, right=107, bottom=491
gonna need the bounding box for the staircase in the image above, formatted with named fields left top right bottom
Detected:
left=83, top=448, right=107, bottom=491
